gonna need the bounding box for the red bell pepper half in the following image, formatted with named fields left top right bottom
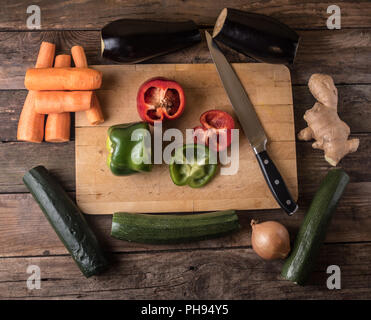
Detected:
left=193, top=110, right=235, bottom=152
left=137, top=77, right=185, bottom=124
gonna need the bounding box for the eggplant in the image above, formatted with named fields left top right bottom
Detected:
left=101, top=19, right=201, bottom=63
left=213, top=8, right=299, bottom=64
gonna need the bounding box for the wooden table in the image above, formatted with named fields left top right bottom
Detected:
left=1, top=1, right=370, bottom=300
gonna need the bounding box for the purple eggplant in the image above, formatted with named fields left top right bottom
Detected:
left=101, top=19, right=201, bottom=63
left=213, top=8, right=299, bottom=64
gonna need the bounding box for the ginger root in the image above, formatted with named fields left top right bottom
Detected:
left=298, top=74, right=359, bottom=166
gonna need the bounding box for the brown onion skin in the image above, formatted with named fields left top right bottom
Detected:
left=251, top=220, right=290, bottom=260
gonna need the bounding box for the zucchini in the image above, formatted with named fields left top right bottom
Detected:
left=23, top=166, right=109, bottom=278
left=111, top=210, right=240, bottom=244
left=281, top=168, right=349, bottom=285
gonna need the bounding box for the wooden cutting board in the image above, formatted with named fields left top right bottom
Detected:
left=75, top=63, right=298, bottom=215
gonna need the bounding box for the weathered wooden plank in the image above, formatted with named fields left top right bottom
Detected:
left=0, top=243, right=370, bottom=299
left=293, top=85, right=371, bottom=134
left=0, top=180, right=370, bottom=257
left=0, top=141, right=75, bottom=193
left=293, top=135, right=370, bottom=197
left=0, top=0, right=369, bottom=301
left=0, top=30, right=249, bottom=90
left=1, top=29, right=371, bottom=90
left=291, top=29, right=371, bottom=86
left=1, top=84, right=370, bottom=142
left=0, top=91, right=25, bottom=142
left=1, top=0, right=371, bottom=30
left=0, top=90, right=76, bottom=142
left=0, top=31, right=103, bottom=90
left=0, top=133, right=369, bottom=194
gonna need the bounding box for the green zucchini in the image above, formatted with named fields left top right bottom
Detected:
left=111, top=210, right=240, bottom=244
left=281, top=168, right=349, bottom=285
left=23, top=166, right=109, bottom=278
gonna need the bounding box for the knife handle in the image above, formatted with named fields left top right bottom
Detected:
left=256, top=150, right=298, bottom=215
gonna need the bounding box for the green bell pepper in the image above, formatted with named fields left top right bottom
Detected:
left=106, top=122, right=152, bottom=176
left=169, top=144, right=218, bottom=188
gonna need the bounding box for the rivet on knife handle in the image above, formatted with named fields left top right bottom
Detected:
left=255, top=150, right=298, bottom=215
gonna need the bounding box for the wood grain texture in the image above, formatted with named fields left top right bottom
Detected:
left=1, top=0, right=371, bottom=30
left=0, top=141, right=75, bottom=193
left=1, top=133, right=369, bottom=194
left=1, top=243, right=370, bottom=299
left=0, top=90, right=77, bottom=143
left=291, top=29, right=371, bottom=86
left=2, top=85, right=370, bottom=142
left=293, top=84, right=371, bottom=134
left=1, top=0, right=371, bottom=300
left=0, top=181, right=370, bottom=258
left=1, top=29, right=371, bottom=90
left=75, top=63, right=298, bottom=214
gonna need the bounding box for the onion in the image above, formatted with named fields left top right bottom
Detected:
left=250, top=220, right=290, bottom=260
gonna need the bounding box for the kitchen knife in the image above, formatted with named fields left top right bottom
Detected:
left=205, top=31, right=298, bottom=215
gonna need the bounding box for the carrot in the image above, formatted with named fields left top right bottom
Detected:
left=24, top=67, right=102, bottom=91
left=54, top=54, right=71, bottom=68
left=45, top=55, right=71, bottom=143
left=71, top=45, right=88, bottom=67
left=86, top=93, right=104, bottom=125
left=71, top=45, right=105, bottom=125
left=17, top=42, right=55, bottom=142
left=35, top=91, right=93, bottom=114
left=16, top=91, right=40, bottom=141
left=45, top=112, right=71, bottom=142
left=34, top=42, right=55, bottom=68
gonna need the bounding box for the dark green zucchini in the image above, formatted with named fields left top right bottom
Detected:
left=23, top=166, right=109, bottom=278
left=101, top=19, right=201, bottom=63
left=281, top=168, right=349, bottom=285
left=111, top=210, right=240, bottom=244
left=213, top=8, right=299, bottom=64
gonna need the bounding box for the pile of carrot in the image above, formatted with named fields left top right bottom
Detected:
left=17, top=42, right=104, bottom=143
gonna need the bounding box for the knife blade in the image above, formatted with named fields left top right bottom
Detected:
left=206, top=31, right=298, bottom=215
